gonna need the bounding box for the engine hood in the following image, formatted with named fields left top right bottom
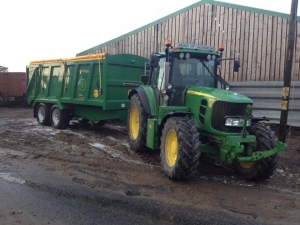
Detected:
left=186, top=86, right=253, bottom=104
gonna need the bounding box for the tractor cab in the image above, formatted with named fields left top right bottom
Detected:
left=148, top=41, right=220, bottom=106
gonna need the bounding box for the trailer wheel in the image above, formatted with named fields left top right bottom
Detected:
left=127, top=94, right=148, bottom=151
left=50, top=105, right=70, bottom=129
left=36, top=103, right=51, bottom=126
left=160, top=117, right=201, bottom=180
left=234, top=123, right=277, bottom=181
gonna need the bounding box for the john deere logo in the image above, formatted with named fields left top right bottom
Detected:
left=78, top=78, right=86, bottom=91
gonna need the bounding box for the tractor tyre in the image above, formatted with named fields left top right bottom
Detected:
left=160, top=117, right=201, bottom=180
left=127, top=94, right=148, bottom=152
left=36, top=103, right=51, bottom=126
left=50, top=105, right=70, bottom=129
left=234, top=123, right=277, bottom=181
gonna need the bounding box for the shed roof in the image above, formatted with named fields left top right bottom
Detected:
left=77, top=0, right=296, bottom=56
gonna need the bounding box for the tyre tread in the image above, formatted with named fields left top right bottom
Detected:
left=50, top=105, right=70, bottom=129
left=161, top=117, right=201, bottom=180
left=127, top=94, right=148, bottom=152
left=234, top=123, right=277, bottom=181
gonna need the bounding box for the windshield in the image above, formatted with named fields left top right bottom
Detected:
left=170, top=57, right=215, bottom=88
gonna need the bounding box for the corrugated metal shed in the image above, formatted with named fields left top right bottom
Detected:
left=229, top=81, right=300, bottom=127
left=77, top=0, right=300, bottom=82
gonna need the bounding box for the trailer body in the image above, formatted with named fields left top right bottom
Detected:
left=26, top=53, right=148, bottom=123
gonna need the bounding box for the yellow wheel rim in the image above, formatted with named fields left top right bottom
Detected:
left=165, top=129, right=178, bottom=167
left=239, top=161, right=255, bottom=169
left=129, top=105, right=139, bottom=140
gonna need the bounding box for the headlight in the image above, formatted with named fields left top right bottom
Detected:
left=225, top=117, right=252, bottom=127
left=167, top=83, right=172, bottom=89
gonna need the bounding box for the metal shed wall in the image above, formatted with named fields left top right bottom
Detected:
left=229, top=81, right=300, bottom=127
left=77, top=0, right=300, bottom=82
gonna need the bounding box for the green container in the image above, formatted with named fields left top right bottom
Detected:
left=26, top=53, right=148, bottom=123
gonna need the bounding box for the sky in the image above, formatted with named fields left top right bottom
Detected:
left=0, top=0, right=296, bottom=72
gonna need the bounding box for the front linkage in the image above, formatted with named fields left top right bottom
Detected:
left=219, top=133, right=287, bottom=163
left=211, top=104, right=287, bottom=180
left=222, top=104, right=287, bottom=163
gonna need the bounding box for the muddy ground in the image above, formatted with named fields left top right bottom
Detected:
left=0, top=107, right=299, bottom=224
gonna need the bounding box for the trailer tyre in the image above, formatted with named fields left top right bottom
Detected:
left=36, top=103, right=51, bottom=126
left=234, top=123, right=277, bottom=181
left=160, top=117, right=201, bottom=180
left=127, top=94, right=148, bottom=152
left=50, top=105, right=70, bottom=129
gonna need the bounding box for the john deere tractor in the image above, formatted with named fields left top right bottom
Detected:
left=127, top=41, right=287, bottom=181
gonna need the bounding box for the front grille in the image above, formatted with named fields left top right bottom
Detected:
left=211, top=101, right=250, bottom=133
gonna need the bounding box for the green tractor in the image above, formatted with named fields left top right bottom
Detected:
left=127, top=41, right=287, bottom=181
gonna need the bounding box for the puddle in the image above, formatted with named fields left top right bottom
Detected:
left=61, top=129, right=86, bottom=138
left=105, top=136, right=130, bottom=149
left=0, top=148, right=26, bottom=157
left=89, top=143, right=154, bottom=167
left=0, top=173, right=26, bottom=184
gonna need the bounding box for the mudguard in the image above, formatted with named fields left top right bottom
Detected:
left=128, top=86, right=157, bottom=116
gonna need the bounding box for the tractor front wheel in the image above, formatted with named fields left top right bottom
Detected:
left=234, top=123, right=277, bottom=181
left=160, top=117, right=201, bottom=180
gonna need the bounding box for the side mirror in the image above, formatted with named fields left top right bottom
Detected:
left=150, top=55, right=159, bottom=67
left=140, top=75, right=149, bottom=85
left=234, top=60, right=240, bottom=72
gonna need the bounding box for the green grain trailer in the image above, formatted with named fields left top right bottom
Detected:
left=26, top=53, right=148, bottom=128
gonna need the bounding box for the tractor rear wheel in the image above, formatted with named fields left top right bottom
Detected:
left=160, top=117, right=201, bottom=180
left=127, top=94, right=148, bottom=152
left=234, top=123, right=277, bottom=181
left=50, top=105, right=70, bottom=129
